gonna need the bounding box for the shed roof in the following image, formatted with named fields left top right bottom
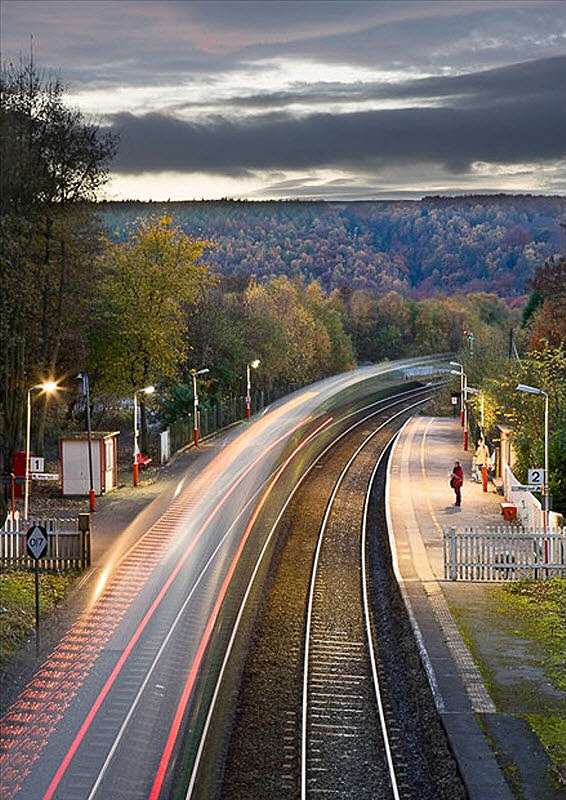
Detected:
left=60, top=431, right=120, bottom=441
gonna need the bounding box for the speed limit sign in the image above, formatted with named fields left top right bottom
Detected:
left=528, top=468, right=545, bottom=487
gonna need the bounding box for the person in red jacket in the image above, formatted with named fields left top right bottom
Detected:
left=450, top=461, right=464, bottom=507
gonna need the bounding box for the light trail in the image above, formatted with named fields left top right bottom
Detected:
left=41, top=417, right=309, bottom=800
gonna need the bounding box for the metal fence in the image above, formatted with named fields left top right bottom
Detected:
left=161, top=388, right=275, bottom=463
left=444, top=526, right=566, bottom=581
left=0, top=517, right=90, bottom=571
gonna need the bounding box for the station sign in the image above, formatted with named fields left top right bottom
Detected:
left=30, top=457, right=45, bottom=473
left=527, top=468, right=545, bottom=487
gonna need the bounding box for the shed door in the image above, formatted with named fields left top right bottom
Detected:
left=104, top=438, right=114, bottom=491
left=62, top=440, right=102, bottom=496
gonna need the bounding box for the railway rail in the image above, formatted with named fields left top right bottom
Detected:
left=187, top=384, right=464, bottom=800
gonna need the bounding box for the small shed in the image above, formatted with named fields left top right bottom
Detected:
left=60, top=432, right=119, bottom=496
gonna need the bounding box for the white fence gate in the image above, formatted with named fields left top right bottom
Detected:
left=444, top=526, right=566, bottom=581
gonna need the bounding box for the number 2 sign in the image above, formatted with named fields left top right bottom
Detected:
left=528, top=468, right=545, bottom=486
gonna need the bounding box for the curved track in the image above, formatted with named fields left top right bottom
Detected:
left=190, top=386, right=457, bottom=800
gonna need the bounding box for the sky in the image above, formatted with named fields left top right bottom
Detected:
left=2, top=0, right=566, bottom=200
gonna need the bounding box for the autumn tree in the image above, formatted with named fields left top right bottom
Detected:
left=92, top=217, right=211, bottom=449
left=527, top=257, right=566, bottom=349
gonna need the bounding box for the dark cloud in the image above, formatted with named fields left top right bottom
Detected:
left=4, top=0, right=564, bottom=197
left=109, top=81, right=566, bottom=176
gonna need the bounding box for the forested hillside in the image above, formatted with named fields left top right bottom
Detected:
left=99, top=196, right=565, bottom=297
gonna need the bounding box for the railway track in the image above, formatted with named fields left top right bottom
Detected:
left=186, top=384, right=464, bottom=800
left=301, top=406, right=413, bottom=800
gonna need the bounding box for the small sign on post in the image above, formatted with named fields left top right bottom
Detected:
left=26, top=524, right=47, bottom=657
left=29, top=456, right=45, bottom=474
left=528, top=468, right=545, bottom=487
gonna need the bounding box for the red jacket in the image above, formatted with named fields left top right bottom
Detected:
left=451, top=465, right=464, bottom=488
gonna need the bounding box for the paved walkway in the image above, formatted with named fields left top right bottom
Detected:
left=387, top=416, right=564, bottom=800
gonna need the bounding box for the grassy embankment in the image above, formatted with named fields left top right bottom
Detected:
left=453, top=578, right=566, bottom=788
left=0, top=571, right=76, bottom=668
left=500, top=579, right=566, bottom=785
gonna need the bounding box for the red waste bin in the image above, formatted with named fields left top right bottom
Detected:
left=11, top=451, right=27, bottom=498
left=500, top=502, right=517, bottom=523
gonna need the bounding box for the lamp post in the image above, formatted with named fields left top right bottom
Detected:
left=516, top=384, right=550, bottom=531
left=450, top=367, right=468, bottom=450
left=191, top=368, right=209, bottom=447
left=245, top=359, right=260, bottom=419
left=450, top=362, right=465, bottom=427
left=76, top=373, right=96, bottom=512
left=133, top=385, right=155, bottom=487
left=24, top=380, right=59, bottom=520
left=467, top=386, right=488, bottom=491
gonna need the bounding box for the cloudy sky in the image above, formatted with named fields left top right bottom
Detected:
left=2, top=0, right=566, bottom=200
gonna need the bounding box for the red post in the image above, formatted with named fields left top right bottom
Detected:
left=133, top=461, right=139, bottom=487
left=463, top=429, right=468, bottom=451
left=88, top=488, right=96, bottom=512
left=245, top=397, right=251, bottom=418
left=482, top=465, right=488, bottom=493
left=193, top=427, right=199, bottom=448
left=460, top=409, right=464, bottom=427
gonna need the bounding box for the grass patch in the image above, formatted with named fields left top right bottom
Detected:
left=527, top=714, right=566, bottom=787
left=0, top=570, right=76, bottom=668
left=494, top=578, right=566, bottom=692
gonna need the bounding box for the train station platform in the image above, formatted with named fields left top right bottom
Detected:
left=386, top=416, right=564, bottom=800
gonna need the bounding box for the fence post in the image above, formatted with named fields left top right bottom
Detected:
left=78, top=513, right=91, bottom=569
left=449, top=527, right=457, bottom=580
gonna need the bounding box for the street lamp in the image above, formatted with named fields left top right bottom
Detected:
left=246, top=359, right=261, bottom=419
left=451, top=366, right=469, bottom=450
left=133, top=385, right=155, bottom=487
left=190, top=368, right=209, bottom=447
left=516, top=383, right=550, bottom=531
left=467, top=385, right=488, bottom=492
left=450, top=362, right=465, bottom=427
left=76, top=373, right=96, bottom=512
left=24, top=379, right=60, bottom=520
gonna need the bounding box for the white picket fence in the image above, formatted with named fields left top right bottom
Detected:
left=444, top=526, right=566, bottom=581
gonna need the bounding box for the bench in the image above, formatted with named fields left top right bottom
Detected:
left=500, top=502, right=517, bottom=523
